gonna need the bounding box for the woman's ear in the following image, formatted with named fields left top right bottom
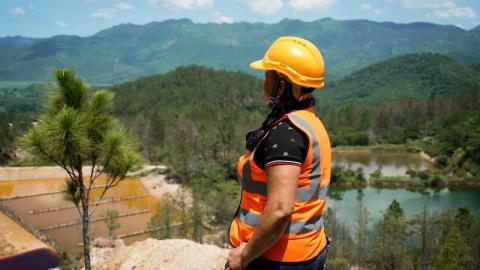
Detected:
left=292, top=84, right=302, bottom=100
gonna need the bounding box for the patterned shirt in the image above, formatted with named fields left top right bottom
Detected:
left=253, top=119, right=308, bottom=170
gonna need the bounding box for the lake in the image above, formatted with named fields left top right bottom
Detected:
left=330, top=149, right=479, bottom=227
left=333, top=149, right=433, bottom=178
left=328, top=187, right=480, bottom=228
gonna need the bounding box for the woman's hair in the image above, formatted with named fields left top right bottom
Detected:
left=245, top=74, right=315, bottom=152
left=261, top=79, right=315, bottom=131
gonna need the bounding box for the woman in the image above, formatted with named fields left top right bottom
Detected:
left=226, top=36, right=332, bottom=270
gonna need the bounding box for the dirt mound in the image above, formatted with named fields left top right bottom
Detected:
left=91, top=238, right=228, bottom=270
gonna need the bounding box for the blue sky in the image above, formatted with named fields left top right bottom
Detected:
left=1, top=0, right=479, bottom=37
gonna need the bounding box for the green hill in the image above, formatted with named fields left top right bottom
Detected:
left=110, top=65, right=265, bottom=166
left=1, top=18, right=479, bottom=83
left=317, top=53, right=480, bottom=107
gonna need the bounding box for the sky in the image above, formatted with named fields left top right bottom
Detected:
left=1, top=0, right=479, bottom=38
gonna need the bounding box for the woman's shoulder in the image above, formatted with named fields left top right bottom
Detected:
left=254, top=119, right=308, bottom=170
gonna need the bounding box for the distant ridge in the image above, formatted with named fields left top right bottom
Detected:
left=317, top=53, right=480, bottom=107
left=0, top=36, right=37, bottom=44
left=0, top=18, right=479, bottom=83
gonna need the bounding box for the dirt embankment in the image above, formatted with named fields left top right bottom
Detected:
left=90, top=238, right=228, bottom=270
left=0, top=166, right=93, bottom=181
left=0, top=211, right=53, bottom=259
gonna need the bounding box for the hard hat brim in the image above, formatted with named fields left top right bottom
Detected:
left=249, top=60, right=267, bottom=70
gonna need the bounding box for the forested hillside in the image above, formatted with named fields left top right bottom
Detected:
left=109, top=65, right=480, bottom=178
left=1, top=18, right=479, bottom=83
left=3, top=58, right=480, bottom=177
left=317, top=53, right=480, bottom=107
left=0, top=84, right=43, bottom=164
left=111, top=65, right=265, bottom=178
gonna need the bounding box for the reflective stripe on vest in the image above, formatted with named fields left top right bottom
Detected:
left=237, top=207, right=324, bottom=234
left=230, top=108, right=331, bottom=262
left=240, top=113, right=328, bottom=202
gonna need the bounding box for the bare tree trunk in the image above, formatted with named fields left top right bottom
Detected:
left=421, top=209, right=427, bottom=270
left=78, top=170, right=91, bottom=270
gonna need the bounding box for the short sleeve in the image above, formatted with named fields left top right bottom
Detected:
left=253, top=119, right=308, bottom=170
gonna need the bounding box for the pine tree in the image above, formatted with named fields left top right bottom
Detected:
left=20, top=69, right=142, bottom=270
left=148, top=196, right=174, bottom=239
left=411, top=207, right=433, bottom=270
left=354, top=190, right=370, bottom=269
left=431, top=225, right=474, bottom=270
left=104, top=209, right=121, bottom=238
left=370, top=199, right=410, bottom=270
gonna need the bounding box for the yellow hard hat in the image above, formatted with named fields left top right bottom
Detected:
left=250, top=36, right=325, bottom=89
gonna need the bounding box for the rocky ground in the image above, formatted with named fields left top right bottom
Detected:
left=90, top=238, right=228, bottom=270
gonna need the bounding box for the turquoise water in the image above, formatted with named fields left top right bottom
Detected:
left=328, top=187, right=480, bottom=227
left=329, top=150, right=479, bottom=227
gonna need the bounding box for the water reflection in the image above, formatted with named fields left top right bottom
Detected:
left=333, top=150, right=433, bottom=178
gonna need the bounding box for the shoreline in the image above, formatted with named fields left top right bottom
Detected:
left=333, top=145, right=437, bottom=164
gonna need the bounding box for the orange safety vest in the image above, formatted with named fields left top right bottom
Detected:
left=229, top=107, right=332, bottom=262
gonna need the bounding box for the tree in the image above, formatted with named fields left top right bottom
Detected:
left=20, top=69, right=142, bottom=270
left=370, top=200, right=410, bottom=270
left=472, top=214, right=480, bottom=269
left=411, top=207, right=434, bottom=270
left=354, top=190, right=370, bottom=269
left=148, top=196, right=174, bottom=240
left=431, top=225, right=474, bottom=270
left=104, top=209, right=121, bottom=238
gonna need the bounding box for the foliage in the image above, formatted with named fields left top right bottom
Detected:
left=431, top=225, right=474, bottom=270
left=148, top=197, right=175, bottom=240
left=370, top=200, right=410, bottom=269
left=321, top=88, right=480, bottom=177
left=104, top=209, right=121, bottom=238
left=18, top=69, right=142, bottom=270
left=353, top=190, right=370, bottom=268
left=331, top=165, right=366, bottom=186
left=324, top=202, right=480, bottom=270
left=317, top=53, right=480, bottom=107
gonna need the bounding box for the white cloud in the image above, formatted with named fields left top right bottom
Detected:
left=244, top=0, right=284, bottom=15
left=360, top=3, right=383, bottom=14
left=387, top=0, right=455, bottom=9
left=91, top=2, right=134, bottom=20
left=361, top=4, right=372, bottom=10
left=389, top=0, right=476, bottom=20
left=214, top=11, right=234, bottom=23
left=148, top=0, right=213, bottom=9
left=8, top=6, right=26, bottom=16
left=92, top=9, right=117, bottom=20
left=116, top=2, right=134, bottom=11
left=287, top=0, right=337, bottom=11
left=434, top=7, right=476, bottom=19
left=55, top=20, right=69, bottom=27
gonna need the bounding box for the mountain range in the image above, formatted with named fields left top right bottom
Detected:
left=1, top=18, right=479, bottom=84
